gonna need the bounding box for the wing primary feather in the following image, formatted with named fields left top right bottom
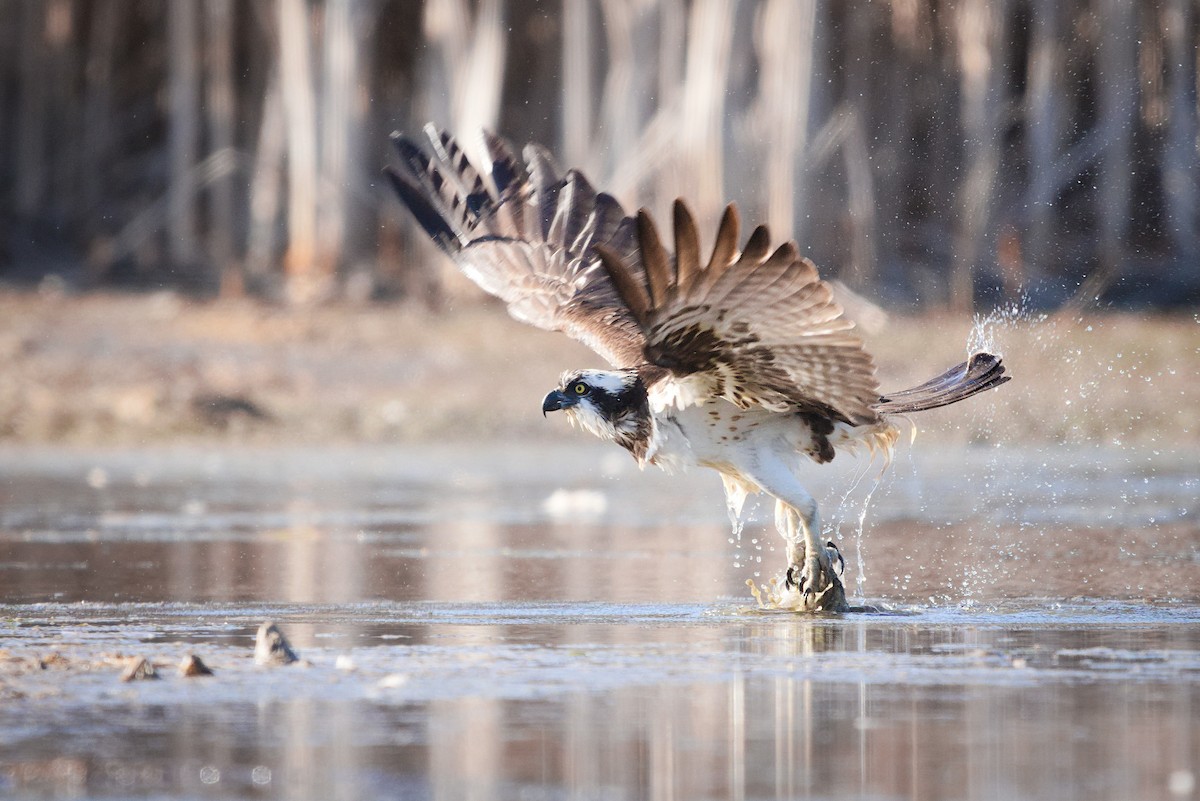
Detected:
left=390, top=134, right=430, bottom=174
left=433, top=128, right=489, bottom=204
left=548, top=170, right=598, bottom=247
left=387, top=126, right=651, bottom=368
left=608, top=216, right=641, bottom=266
left=592, top=192, right=629, bottom=246
left=595, top=244, right=651, bottom=321
left=764, top=242, right=798, bottom=271
left=637, top=209, right=672, bottom=311
left=427, top=127, right=494, bottom=217
left=702, top=204, right=740, bottom=293
left=523, top=143, right=564, bottom=238
left=422, top=122, right=453, bottom=164
left=478, top=131, right=528, bottom=235
left=686, top=204, right=739, bottom=302
left=672, top=200, right=701, bottom=293
left=483, top=130, right=523, bottom=198
left=740, top=224, right=772, bottom=264
left=391, top=137, right=453, bottom=205
left=385, top=167, right=463, bottom=253
left=395, top=131, right=487, bottom=232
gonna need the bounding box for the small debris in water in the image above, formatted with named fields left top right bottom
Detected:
left=36, top=652, right=69, bottom=671
left=120, top=656, right=159, bottom=682
left=254, top=622, right=299, bottom=666
left=179, top=654, right=214, bottom=677
left=86, top=467, right=108, bottom=489
left=1169, top=770, right=1196, bottom=797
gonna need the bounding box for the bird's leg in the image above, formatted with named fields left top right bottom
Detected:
left=777, top=499, right=848, bottom=612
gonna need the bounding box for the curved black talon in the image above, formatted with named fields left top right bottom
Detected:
left=826, top=540, right=845, bottom=577
left=785, top=565, right=806, bottom=591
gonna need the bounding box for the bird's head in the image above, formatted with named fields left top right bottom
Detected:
left=542, top=369, right=650, bottom=448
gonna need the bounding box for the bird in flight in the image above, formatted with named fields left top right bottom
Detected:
left=387, top=125, right=1009, bottom=612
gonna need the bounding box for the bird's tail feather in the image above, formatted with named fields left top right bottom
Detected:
left=873, top=352, right=1009, bottom=414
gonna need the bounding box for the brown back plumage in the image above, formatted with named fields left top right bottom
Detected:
left=595, top=200, right=881, bottom=424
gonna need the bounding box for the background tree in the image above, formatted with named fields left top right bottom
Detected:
left=0, top=0, right=1195, bottom=311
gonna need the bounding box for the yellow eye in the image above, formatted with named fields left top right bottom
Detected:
left=573, top=382, right=588, bottom=395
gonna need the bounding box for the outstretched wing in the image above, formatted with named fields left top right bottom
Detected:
left=386, top=125, right=647, bottom=367
left=595, top=201, right=881, bottom=424
left=389, top=127, right=880, bottom=424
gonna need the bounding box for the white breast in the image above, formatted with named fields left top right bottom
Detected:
left=645, top=382, right=895, bottom=476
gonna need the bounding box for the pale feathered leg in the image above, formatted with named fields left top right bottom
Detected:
left=774, top=499, right=847, bottom=612
left=745, top=450, right=848, bottom=612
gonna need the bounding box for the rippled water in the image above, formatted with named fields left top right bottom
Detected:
left=1, top=444, right=1197, bottom=800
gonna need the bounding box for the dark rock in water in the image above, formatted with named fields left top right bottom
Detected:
left=179, top=654, right=214, bottom=677
left=121, top=656, right=159, bottom=682
left=254, top=622, right=299, bottom=666
left=191, top=392, right=274, bottom=429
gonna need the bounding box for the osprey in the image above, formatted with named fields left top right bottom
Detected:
left=388, top=125, right=1009, bottom=612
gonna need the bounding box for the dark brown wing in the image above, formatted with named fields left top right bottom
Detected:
left=387, top=125, right=646, bottom=367
left=596, top=201, right=881, bottom=424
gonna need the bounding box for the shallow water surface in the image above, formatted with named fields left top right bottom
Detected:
left=0, top=445, right=1197, bottom=800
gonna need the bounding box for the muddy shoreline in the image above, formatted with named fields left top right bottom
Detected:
left=2, top=289, right=1196, bottom=447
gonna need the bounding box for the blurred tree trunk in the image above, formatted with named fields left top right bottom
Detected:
left=657, top=0, right=685, bottom=114
left=600, top=0, right=686, bottom=205
left=421, top=0, right=505, bottom=144
left=14, top=0, right=50, bottom=219
left=1024, top=1, right=1063, bottom=281
left=881, top=2, right=929, bottom=292
left=247, top=68, right=285, bottom=287
left=11, top=0, right=83, bottom=232
left=561, top=0, right=592, bottom=168
left=1, top=0, right=1197, bottom=305
left=755, top=0, right=815, bottom=241
left=415, top=0, right=506, bottom=305
left=81, top=0, right=118, bottom=227
left=679, top=0, right=735, bottom=223
left=278, top=0, right=321, bottom=302
left=206, top=0, right=238, bottom=295
left=842, top=107, right=877, bottom=287
left=418, top=0, right=462, bottom=126
left=47, top=0, right=79, bottom=219
left=319, top=0, right=372, bottom=288
left=1162, top=0, right=1198, bottom=259
left=1092, top=0, right=1136, bottom=300
left=596, top=0, right=639, bottom=180
left=950, top=0, right=1008, bottom=313
left=168, top=0, right=200, bottom=268
left=841, top=5, right=879, bottom=287
left=0, top=1, right=12, bottom=197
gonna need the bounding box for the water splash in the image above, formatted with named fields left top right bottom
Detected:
left=725, top=497, right=747, bottom=570
left=948, top=299, right=1189, bottom=600
left=967, top=299, right=1046, bottom=357
left=723, top=478, right=767, bottom=572
left=852, top=472, right=887, bottom=599
left=821, top=457, right=894, bottom=602
left=831, top=461, right=874, bottom=596
left=751, top=298, right=1194, bottom=609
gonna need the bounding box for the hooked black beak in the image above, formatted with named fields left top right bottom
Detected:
left=542, top=389, right=576, bottom=417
